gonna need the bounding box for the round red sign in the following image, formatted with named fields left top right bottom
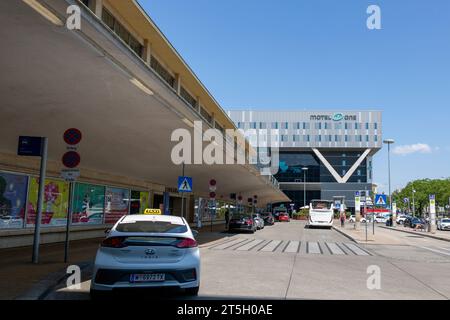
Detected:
left=62, top=151, right=81, bottom=168
left=63, top=128, right=82, bottom=145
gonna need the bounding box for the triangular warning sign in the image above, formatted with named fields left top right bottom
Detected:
left=179, top=178, right=192, bottom=192
left=376, top=196, right=386, bottom=205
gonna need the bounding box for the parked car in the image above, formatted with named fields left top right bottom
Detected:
left=252, top=214, right=265, bottom=230
left=349, top=215, right=367, bottom=223
left=229, top=214, right=257, bottom=233
left=437, top=218, right=450, bottom=231
left=90, top=214, right=200, bottom=299
left=374, top=215, right=388, bottom=223
left=260, top=212, right=275, bottom=226
left=273, top=208, right=288, bottom=221
left=396, top=215, right=409, bottom=225
left=278, top=212, right=290, bottom=222
left=404, top=217, right=426, bottom=229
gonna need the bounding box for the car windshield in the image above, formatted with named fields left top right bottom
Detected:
left=311, top=201, right=332, bottom=210
left=441, top=219, right=450, bottom=223
left=116, top=221, right=187, bottom=233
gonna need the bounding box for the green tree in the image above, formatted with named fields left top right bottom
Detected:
left=392, top=178, right=450, bottom=215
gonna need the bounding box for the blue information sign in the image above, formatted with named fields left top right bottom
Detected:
left=17, top=136, right=43, bottom=156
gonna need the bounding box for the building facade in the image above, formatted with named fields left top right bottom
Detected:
left=228, top=110, right=383, bottom=211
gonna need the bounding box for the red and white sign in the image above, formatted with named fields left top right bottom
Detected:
left=61, top=128, right=82, bottom=181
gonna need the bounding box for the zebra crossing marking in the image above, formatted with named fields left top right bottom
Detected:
left=208, top=238, right=372, bottom=256
left=259, top=240, right=282, bottom=252
left=343, top=243, right=370, bottom=256
left=325, top=242, right=345, bottom=255
left=284, top=241, right=300, bottom=253
left=236, top=239, right=265, bottom=251
left=307, top=242, right=321, bottom=254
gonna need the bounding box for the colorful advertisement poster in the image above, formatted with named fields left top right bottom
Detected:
left=27, top=177, right=69, bottom=227
left=104, top=187, right=129, bottom=224
left=0, top=172, right=28, bottom=229
left=139, top=191, right=149, bottom=214
left=72, top=183, right=105, bottom=225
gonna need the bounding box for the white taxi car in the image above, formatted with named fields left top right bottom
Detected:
left=90, top=211, right=200, bottom=299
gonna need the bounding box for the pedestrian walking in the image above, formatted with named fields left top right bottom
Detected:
left=225, top=209, right=230, bottom=231
left=340, top=211, right=346, bottom=228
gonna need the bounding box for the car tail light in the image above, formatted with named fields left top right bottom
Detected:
left=176, top=238, right=198, bottom=248
left=101, top=237, right=127, bottom=248
left=245, top=219, right=253, bottom=225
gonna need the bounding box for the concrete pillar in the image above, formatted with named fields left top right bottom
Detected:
left=94, top=0, right=103, bottom=18
left=143, top=39, right=151, bottom=65
left=196, top=96, right=201, bottom=113
left=175, top=73, right=181, bottom=94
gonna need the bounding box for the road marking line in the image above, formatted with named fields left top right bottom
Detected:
left=418, top=246, right=450, bottom=256
left=325, top=242, right=345, bottom=255
left=281, top=241, right=291, bottom=252
left=438, top=247, right=450, bottom=252
left=284, top=241, right=300, bottom=253
left=259, top=240, right=282, bottom=252
left=343, top=243, right=370, bottom=256
left=307, top=242, right=321, bottom=254
left=236, top=239, right=264, bottom=251
left=211, top=238, right=248, bottom=250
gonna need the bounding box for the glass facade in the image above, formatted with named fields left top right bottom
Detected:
left=275, top=151, right=367, bottom=184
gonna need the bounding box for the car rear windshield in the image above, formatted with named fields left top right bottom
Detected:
left=116, top=221, right=187, bottom=233
left=231, top=215, right=249, bottom=220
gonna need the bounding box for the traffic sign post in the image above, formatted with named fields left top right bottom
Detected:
left=62, top=128, right=82, bottom=263
left=429, top=194, right=437, bottom=234
left=355, top=191, right=361, bottom=230
left=375, top=194, right=387, bottom=207
left=18, top=136, right=48, bottom=264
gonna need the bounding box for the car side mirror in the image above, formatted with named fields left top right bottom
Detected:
left=105, top=228, right=111, bottom=234
left=192, top=230, right=199, bottom=238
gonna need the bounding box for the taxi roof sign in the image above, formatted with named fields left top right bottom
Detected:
left=144, top=208, right=162, bottom=215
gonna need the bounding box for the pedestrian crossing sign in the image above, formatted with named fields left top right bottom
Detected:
left=375, top=194, right=387, bottom=207
left=178, top=176, right=193, bottom=193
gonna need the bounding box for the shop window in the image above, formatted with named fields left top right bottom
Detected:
left=130, top=190, right=149, bottom=215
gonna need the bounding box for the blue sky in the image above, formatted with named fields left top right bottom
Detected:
left=138, top=0, right=450, bottom=192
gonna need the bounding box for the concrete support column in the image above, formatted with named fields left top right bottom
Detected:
left=143, top=39, right=151, bottom=65
left=175, top=73, right=181, bottom=94
left=94, top=0, right=103, bottom=18
left=196, top=96, right=201, bottom=113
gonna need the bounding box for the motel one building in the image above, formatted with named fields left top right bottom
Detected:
left=227, top=110, right=383, bottom=211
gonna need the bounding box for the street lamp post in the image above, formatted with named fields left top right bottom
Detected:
left=412, top=188, right=416, bottom=217
left=383, top=139, right=395, bottom=227
left=302, top=167, right=309, bottom=208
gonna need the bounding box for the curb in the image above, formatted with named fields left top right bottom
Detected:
left=332, top=226, right=357, bottom=243
left=15, top=261, right=92, bottom=300
left=380, top=226, right=450, bottom=243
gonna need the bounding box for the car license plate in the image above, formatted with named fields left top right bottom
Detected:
left=130, top=273, right=165, bottom=283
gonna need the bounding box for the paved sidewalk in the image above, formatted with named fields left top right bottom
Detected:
left=380, top=225, right=450, bottom=242
left=333, top=220, right=410, bottom=245
left=0, top=223, right=230, bottom=300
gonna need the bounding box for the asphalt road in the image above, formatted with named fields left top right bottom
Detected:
left=44, top=221, right=450, bottom=300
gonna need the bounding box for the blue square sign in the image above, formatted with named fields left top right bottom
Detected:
left=178, top=176, right=193, bottom=193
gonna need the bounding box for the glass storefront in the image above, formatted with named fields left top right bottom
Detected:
left=0, top=172, right=28, bottom=229
left=26, top=177, right=70, bottom=227
left=104, top=187, right=129, bottom=224
left=72, top=183, right=105, bottom=225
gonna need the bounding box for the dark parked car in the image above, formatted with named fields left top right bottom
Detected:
left=228, top=214, right=256, bottom=233
left=260, top=213, right=275, bottom=226
left=404, top=217, right=426, bottom=229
